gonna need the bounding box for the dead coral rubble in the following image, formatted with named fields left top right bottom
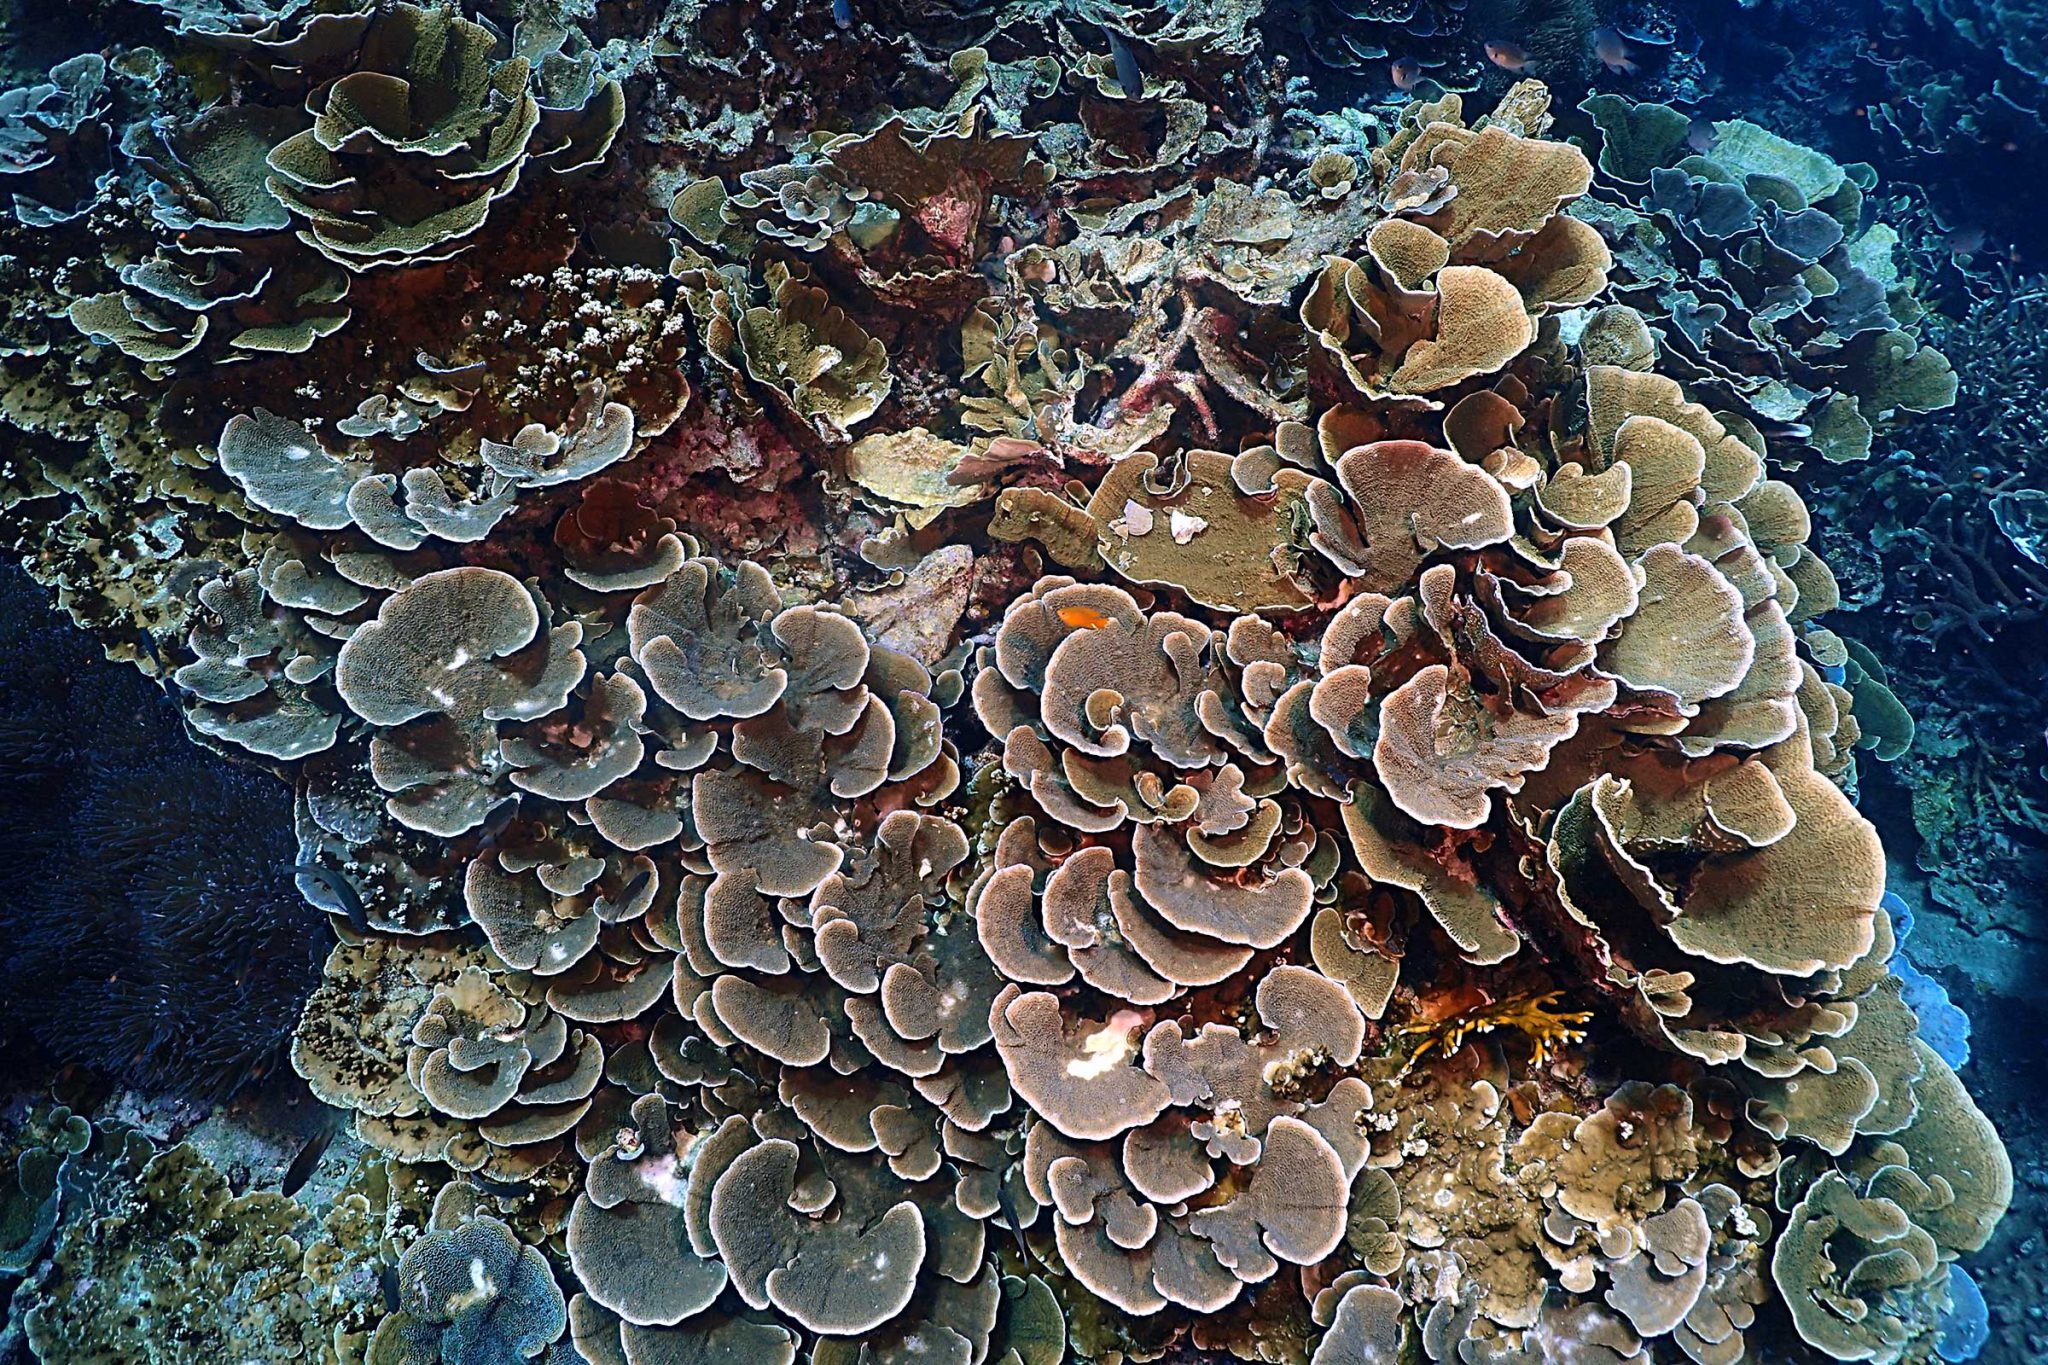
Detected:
left=0, top=0, right=2008, bottom=1357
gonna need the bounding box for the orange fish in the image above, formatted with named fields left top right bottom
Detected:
left=1057, top=605, right=1113, bottom=630
left=1484, top=40, right=1533, bottom=72
left=1390, top=57, right=1424, bottom=91
left=1592, top=27, right=1638, bottom=75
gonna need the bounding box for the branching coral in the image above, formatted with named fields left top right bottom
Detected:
left=0, top=0, right=2010, bottom=1358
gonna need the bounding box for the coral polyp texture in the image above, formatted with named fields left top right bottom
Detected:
left=0, top=0, right=2010, bottom=1361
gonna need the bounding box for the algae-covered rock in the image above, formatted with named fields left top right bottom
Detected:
left=21, top=1142, right=381, bottom=1364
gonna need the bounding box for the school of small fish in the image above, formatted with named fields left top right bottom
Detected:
left=1388, top=26, right=1641, bottom=92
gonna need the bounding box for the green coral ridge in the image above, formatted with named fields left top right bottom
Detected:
left=0, top=2, right=2010, bottom=1364
left=1577, top=94, right=1959, bottom=466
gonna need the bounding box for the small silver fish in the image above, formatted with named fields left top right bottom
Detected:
left=1592, top=27, right=1639, bottom=75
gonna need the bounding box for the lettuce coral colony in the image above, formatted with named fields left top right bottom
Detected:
left=0, top=0, right=2014, bottom=1362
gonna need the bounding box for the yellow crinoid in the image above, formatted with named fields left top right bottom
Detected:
left=1396, top=988, right=1595, bottom=1072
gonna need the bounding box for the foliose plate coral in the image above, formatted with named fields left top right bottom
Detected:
left=0, top=1, right=2011, bottom=1362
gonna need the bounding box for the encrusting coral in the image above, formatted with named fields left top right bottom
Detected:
left=0, top=0, right=2010, bottom=1360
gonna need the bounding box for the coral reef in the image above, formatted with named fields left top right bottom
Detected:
left=1680, top=0, right=2048, bottom=253
left=1797, top=279, right=2048, bottom=965
left=1575, top=94, right=1957, bottom=466
left=1, top=1100, right=426, bottom=1364
left=0, top=0, right=2018, bottom=1361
